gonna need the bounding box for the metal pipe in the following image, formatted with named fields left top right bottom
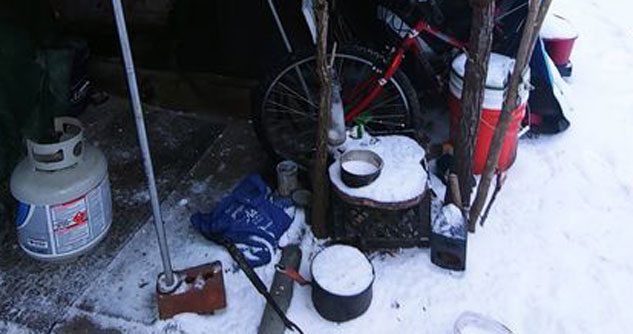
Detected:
left=267, top=0, right=315, bottom=105
left=111, top=0, right=176, bottom=286
left=267, top=0, right=294, bottom=53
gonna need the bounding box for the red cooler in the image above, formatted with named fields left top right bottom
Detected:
left=448, top=53, right=530, bottom=175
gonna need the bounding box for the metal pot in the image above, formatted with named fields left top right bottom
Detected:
left=340, top=150, right=384, bottom=188
left=277, top=245, right=375, bottom=322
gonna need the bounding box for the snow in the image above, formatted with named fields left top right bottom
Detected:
left=285, top=1, right=633, bottom=332
left=342, top=160, right=379, bottom=176
left=451, top=53, right=515, bottom=89
left=330, top=135, right=427, bottom=203
left=433, top=204, right=467, bottom=240
left=541, top=14, right=578, bottom=40
left=14, top=1, right=630, bottom=334
left=311, top=245, right=374, bottom=296
left=449, top=53, right=530, bottom=110
left=454, top=312, right=512, bottom=334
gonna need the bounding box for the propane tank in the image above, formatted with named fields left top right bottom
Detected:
left=10, top=117, right=112, bottom=262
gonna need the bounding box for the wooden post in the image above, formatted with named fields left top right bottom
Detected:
left=454, top=0, right=495, bottom=228
left=311, top=0, right=331, bottom=238
left=469, top=0, right=553, bottom=227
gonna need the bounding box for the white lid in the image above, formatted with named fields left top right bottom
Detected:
left=450, top=52, right=531, bottom=110
left=541, top=14, right=578, bottom=40
left=451, top=53, right=517, bottom=90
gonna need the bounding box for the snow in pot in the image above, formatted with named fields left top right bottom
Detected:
left=276, top=244, right=376, bottom=322
left=341, top=161, right=379, bottom=176
left=311, top=245, right=374, bottom=297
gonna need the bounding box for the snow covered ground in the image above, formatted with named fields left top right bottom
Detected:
left=157, top=1, right=633, bottom=333
left=158, top=1, right=633, bottom=333
left=8, top=1, right=627, bottom=333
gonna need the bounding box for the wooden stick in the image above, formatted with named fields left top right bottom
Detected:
left=479, top=172, right=506, bottom=226
left=448, top=173, right=463, bottom=209
left=311, top=0, right=331, bottom=239
left=454, top=0, right=495, bottom=229
left=469, top=0, right=553, bottom=228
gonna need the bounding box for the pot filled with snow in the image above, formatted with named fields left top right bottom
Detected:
left=340, top=150, right=384, bottom=188
left=277, top=244, right=375, bottom=322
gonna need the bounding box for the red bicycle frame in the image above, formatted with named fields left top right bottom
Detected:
left=343, top=18, right=467, bottom=123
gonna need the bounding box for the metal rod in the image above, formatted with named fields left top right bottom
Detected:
left=267, top=0, right=294, bottom=53
left=267, top=0, right=314, bottom=104
left=111, top=0, right=175, bottom=286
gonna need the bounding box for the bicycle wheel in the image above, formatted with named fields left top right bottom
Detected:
left=253, top=45, right=421, bottom=167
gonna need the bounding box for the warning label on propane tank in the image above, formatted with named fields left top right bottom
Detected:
left=51, top=197, right=91, bottom=254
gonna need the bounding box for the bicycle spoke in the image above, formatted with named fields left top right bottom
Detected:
left=275, top=81, right=318, bottom=109
left=364, top=93, right=404, bottom=113
left=265, top=100, right=316, bottom=119
left=267, top=88, right=316, bottom=111
left=369, top=114, right=408, bottom=119
left=366, top=119, right=407, bottom=127
left=292, top=63, right=315, bottom=105
left=265, top=108, right=317, bottom=121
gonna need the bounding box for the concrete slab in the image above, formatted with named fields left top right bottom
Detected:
left=0, top=96, right=225, bottom=333
left=50, top=120, right=273, bottom=333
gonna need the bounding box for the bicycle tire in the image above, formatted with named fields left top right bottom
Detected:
left=252, top=44, right=422, bottom=167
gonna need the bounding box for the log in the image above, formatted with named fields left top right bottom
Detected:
left=469, top=0, right=553, bottom=228
left=310, top=0, right=331, bottom=238
left=453, top=0, right=495, bottom=229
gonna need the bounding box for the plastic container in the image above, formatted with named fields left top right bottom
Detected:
left=448, top=53, right=530, bottom=174
left=10, top=117, right=112, bottom=262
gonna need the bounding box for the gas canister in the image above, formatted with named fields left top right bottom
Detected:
left=10, top=117, right=112, bottom=262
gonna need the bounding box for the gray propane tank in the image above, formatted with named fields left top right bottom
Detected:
left=10, top=117, right=112, bottom=262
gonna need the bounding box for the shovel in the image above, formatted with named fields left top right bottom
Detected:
left=112, top=0, right=226, bottom=319
left=212, top=235, right=303, bottom=333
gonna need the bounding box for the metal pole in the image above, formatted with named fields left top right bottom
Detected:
left=267, top=0, right=294, bottom=53
left=112, top=0, right=176, bottom=286
left=267, top=0, right=314, bottom=105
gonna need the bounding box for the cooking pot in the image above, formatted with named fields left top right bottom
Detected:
left=277, top=244, right=374, bottom=322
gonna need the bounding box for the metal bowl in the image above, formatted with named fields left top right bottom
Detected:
left=340, top=150, right=384, bottom=188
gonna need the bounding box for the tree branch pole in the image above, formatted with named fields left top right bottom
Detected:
left=311, top=0, right=331, bottom=238
left=454, top=0, right=495, bottom=224
left=469, top=0, right=552, bottom=228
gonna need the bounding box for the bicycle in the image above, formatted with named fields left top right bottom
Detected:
left=255, top=0, right=528, bottom=167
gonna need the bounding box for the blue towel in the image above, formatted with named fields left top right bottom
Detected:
left=191, top=175, right=292, bottom=267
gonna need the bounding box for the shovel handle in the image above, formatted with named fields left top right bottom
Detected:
left=449, top=173, right=462, bottom=209
left=275, top=265, right=311, bottom=286
left=215, top=236, right=304, bottom=333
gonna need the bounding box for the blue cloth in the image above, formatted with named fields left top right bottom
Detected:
left=191, top=175, right=292, bottom=267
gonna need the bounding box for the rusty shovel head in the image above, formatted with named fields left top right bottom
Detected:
left=157, top=261, right=227, bottom=320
